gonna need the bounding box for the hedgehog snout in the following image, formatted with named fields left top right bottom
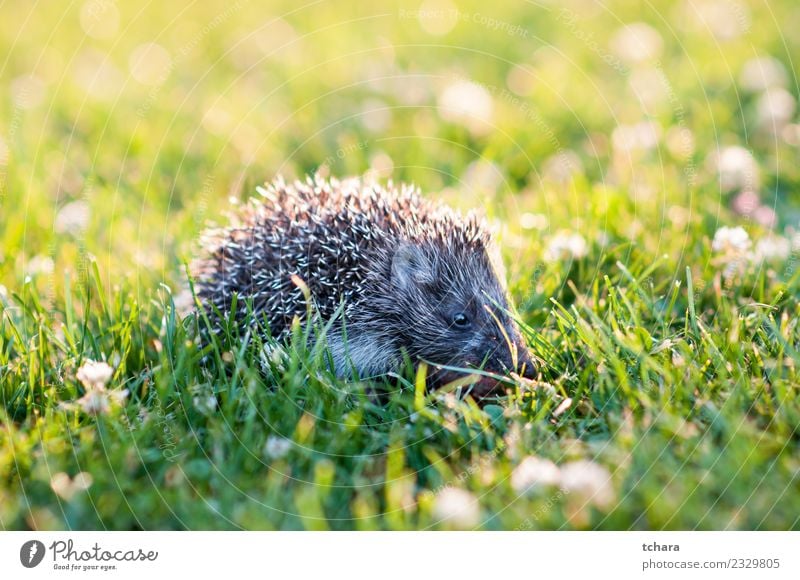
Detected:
left=515, top=344, right=537, bottom=379
left=480, top=331, right=536, bottom=379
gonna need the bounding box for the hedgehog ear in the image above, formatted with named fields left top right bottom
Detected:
left=391, top=243, right=433, bottom=288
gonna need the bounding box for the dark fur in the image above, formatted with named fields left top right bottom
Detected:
left=192, top=175, right=535, bottom=394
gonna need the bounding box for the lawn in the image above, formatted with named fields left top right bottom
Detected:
left=1, top=0, right=799, bottom=530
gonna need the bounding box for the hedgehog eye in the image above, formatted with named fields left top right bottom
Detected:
left=452, top=313, right=470, bottom=328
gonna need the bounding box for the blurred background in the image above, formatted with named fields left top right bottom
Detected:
left=0, top=0, right=798, bottom=296
left=2, top=0, right=800, bottom=532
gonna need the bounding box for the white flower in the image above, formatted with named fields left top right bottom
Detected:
left=544, top=231, right=588, bottom=261
left=611, top=121, right=661, bottom=154
left=511, top=456, right=561, bottom=493
left=712, top=226, right=751, bottom=255
left=610, top=23, right=662, bottom=64
left=519, top=213, right=548, bottom=231
left=11, top=74, right=45, bottom=110
left=463, top=160, right=503, bottom=193
left=360, top=98, right=391, bottom=133
left=438, top=80, right=494, bottom=135
left=70, top=360, right=127, bottom=416
left=193, top=395, right=217, bottom=414
left=628, top=68, right=668, bottom=109
left=80, top=0, right=121, bottom=40
left=506, top=64, right=536, bottom=96
left=754, top=235, right=790, bottom=262
left=26, top=255, right=54, bottom=276
left=50, top=471, right=94, bottom=501
left=76, top=360, right=114, bottom=389
left=128, top=42, right=172, bottom=86
left=739, top=57, right=787, bottom=92
left=542, top=150, right=583, bottom=183
left=55, top=200, right=90, bottom=235
left=416, top=0, right=459, bottom=36
left=368, top=151, right=394, bottom=178
left=73, top=49, right=124, bottom=102
left=432, top=488, right=480, bottom=528
left=756, top=88, right=796, bottom=133
left=74, top=386, right=128, bottom=416
left=712, top=146, right=759, bottom=191
left=692, top=0, right=749, bottom=41
left=264, top=436, right=292, bottom=459
left=559, top=460, right=615, bottom=508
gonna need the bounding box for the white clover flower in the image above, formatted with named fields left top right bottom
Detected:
left=511, top=456, right=561, bottom=493
left=416, top=0, right=459, bottom=36
left=192, top=395, right=217, bottom=414
left=756, top=88, right=796, bottom=133
left=80, top=0, right=121, bottom=39
left=463, top=160, right=503, bottom=193
left=629, top=68, right=668, bottom=109
left=712, top=226, right=751, bottom=255
left=76, top=360, right=114, bottom=389
left=11, top=74, right=45, bottom=109
left=51, top=472, right=93, bottom=501
left=438, top=80, right=494, bottom=135
left=542, top=150, right=583, bottom=183
left=712, top=146, right=759, bottom=192
left=519, top=213, right=548, bottom=231
left=73, top=49, right=125, bottom=102
left=74, top=386, right=128, bottom=416
left=26, top=255, right=54, bottom=276
left=506, top=64, right=536, bottom=97
left=432, top=487, right=480, bottom=528
left=128, top=42, right=172, bottom=86
left=544, top=231, right=588, bottom=262
left=54, top=200, right=90, bottom=235
left=360, top=98, right=391, bottom=133
left=754, top=235, right=790, bottom=262
left=611, top=121, right=661, bottom=154
left=692, top=0, right=749, bottom=41
left=739, top=57, right=788, bottom=92
left=610, top=23, right=663, bottom=64
left=71, top=360, right=127, bottom=416
left=264, top=436, right=292, bottom=459
left=50, top=472, right=73, bottom=499
left=368, top=151, right=394, bottom=179
left=77, top=389, right=110, bottom=416
left=559, top=460, right=615, bottom=509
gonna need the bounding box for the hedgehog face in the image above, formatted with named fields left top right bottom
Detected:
left=389, top=242, right=535, bottom=392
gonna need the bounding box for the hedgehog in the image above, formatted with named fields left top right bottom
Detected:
left=191, top=174, right=536, bottom=398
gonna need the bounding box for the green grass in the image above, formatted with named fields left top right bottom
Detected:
left=1, top=0, right=800, bottom=530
